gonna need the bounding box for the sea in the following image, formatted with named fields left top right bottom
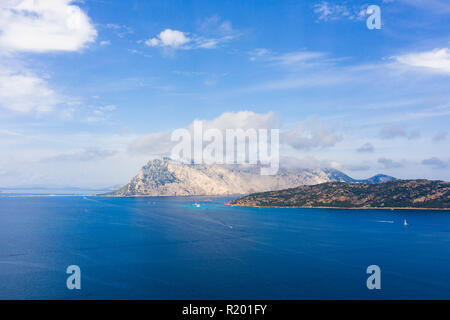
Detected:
left=0, top=195, right=449, bottom=299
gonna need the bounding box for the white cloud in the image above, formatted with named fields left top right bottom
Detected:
left=129, top=111, right=279, bottom=155
left=145, top=29, right=191, bottom=49
left=0, top=0, right=97, bottom=53
left=201, top=111, right=277, bottom=131
left=0, top=64, right=60, bottom=113
left=394, top=48, right=450, bottom=74
left=131, top=111, right=341, bottom=157
left=145, top=25, right=236, bottom=51
left=0, top=1, right=97, bottom=114
left=282, top=118, right=342, bottom=151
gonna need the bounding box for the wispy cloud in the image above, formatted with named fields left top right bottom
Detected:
left=246, top=72, right=352, bottom=92
left=145, top=28, right=236, bottom=51
left=127, top=49, right=152, bottom=58
left=245, top=49, right=354, bottom=91
left=379, top=125, right=420, bottom=140
left=282, top=118, right=342, bottom=151
left=356, top=142, right=375, bottom=153
left=344, top=164, right=371, bottom=172
left=313, top=2, right=367, bottom=22
left=198, top=15, right=234, bottom=34
left=0, top=63, right=61, bottom=113
left=394, top=48, right=450, bottom=74
left=249, top=49, right=327, bottom=66
left=105, top=23, right=133, bottom=38
left=378, top=157, right=404, bottom=169
left=86, top=105, right=117, bottom=123
left=395, top=0, right=450, bottom=14
left=421, top=157, right=449, bottom=169
left=145, top=17, right=238, bottom=52
left=269, top=51, right=328, bottom=67
left=43, top=147, right=118, bottom=163
left=433, top=131, right=448, bottom=142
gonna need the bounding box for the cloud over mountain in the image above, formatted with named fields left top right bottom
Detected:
left=422, top=157, right=448, bottom=169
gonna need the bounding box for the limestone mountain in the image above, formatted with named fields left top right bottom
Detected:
left=110, top=158, right=396, bottom=197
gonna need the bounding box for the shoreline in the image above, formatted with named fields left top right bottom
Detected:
left=0, top=193, right=244, bottom=198
left=2, top=194, right=448, bottom=211
left=227, top=204, right=450, bottom=210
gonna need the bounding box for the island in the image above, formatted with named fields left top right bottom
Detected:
left=228, top=179, right=450, bottom=209
left=104, top=157, right=396, bottom=197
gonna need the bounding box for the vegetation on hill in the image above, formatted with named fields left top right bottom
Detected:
left=229, top=180, right=450, bottom=209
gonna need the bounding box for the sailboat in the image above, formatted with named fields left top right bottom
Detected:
left=403, top=219, right=408, bottom=226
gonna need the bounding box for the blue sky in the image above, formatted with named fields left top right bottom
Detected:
left=0, top=0, right=449, bottom=188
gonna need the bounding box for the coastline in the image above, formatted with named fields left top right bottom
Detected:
left=227, top=203, right=450, bottom=210
left=2, top=194, right=448, bottom=210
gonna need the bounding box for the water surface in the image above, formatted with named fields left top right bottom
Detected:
left=0, top=196, right=449, bottom=299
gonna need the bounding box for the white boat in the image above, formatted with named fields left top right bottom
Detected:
left=403, top=219, right=408, bottom=226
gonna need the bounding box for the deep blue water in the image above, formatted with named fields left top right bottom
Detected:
left=0, top=195, right=449, bottom=299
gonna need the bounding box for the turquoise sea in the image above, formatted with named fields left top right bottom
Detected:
left=0, top=195, right=449, bottom=299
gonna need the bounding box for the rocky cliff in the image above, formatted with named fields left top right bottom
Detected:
left=110, top=158, right=396, bottom=197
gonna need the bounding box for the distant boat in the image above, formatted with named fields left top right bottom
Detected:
left=403, top=219, right=408, bottom=226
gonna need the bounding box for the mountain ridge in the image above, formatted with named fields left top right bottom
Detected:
left=107, top=158, right=396, bottom=197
